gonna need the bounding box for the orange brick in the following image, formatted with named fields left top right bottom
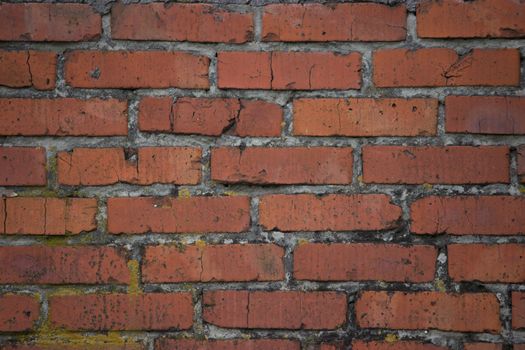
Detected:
left=0, top=51, right=56, bottom=90
left=0, top=294, right=39, bottom=332
left=0, top=147, right=46, bottom=186
left=373, top=48, right=520, bottom=87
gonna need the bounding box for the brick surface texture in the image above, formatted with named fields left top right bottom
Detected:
left=0, top=0, right=523, bottom=349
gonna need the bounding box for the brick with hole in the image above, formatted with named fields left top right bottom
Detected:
left=293, top=98, right=438, bottom=136
left=0, top=98, right=128, bottom=136
left=156, top=339, right=300, bottom=350
left=445, top=96, right=525, bottom=135
left=0, top=3, right=101, bottom=41
left=260, top=194, right=401, bottom=231
left=203, top=290, right=347, bottom=329
left=448, top=244, right=525, bottom=283
left=417, top=0, right=525, bottom=38
left=48, top=293, right=193, bottom=331
left=0, top=294, right=39, bottom=332
left=138, top=97, right=282, bottom=137
left=294, top=243, right=436, bottom=282
left=373, top=48, right=520, bottom=87
left=0, top=51, right=56, bottom=90
left=217, top=51, right=361, bottom=90
left=513, top=292, right=525, bottom=329
left=355, top=291, right=501, bottom=332
left=112, top=3, right=253, bottom=43
left=411, top=196, right=525, bottom=235
left=1, top=197, right=97, bottom=235
left=0, top=147, right=46, bottom=186
left=362, top=146, right=509, bottom=184
left=0, top=246, right=129, bottom=284
left=211, top=147, right=353, bottom=184
left=352, top=341, right=448, bottom=350
left=57, top=147, right=201, bottom=185
left=143, top=244, right=284, bottom=283
left=65, top=51, right=210, bottom=89
left=107, top=196, right=250, bottom=234
left=262, top=3, right=406, bottom=42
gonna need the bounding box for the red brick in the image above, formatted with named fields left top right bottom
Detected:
left=0, top=147, right=46, bottom=186
left=57, top=147, right=201, bottom=186
left=203, top=290, right=347, bottom=329
left=362, top=146, right=509, bottom=184
left=107, top=196, right=250, bottom=234
left=0, top=98, right=127, bottom=136
left=514, top=346, right=525, bottom=350
left=0, top=51, right=56, bottom=90
left=49, top=293, right=193, bottom=331
left=293, top=98, right=437, bottom=136
left=262, top=3, right=406, bottom=42
left=446, top=96, right=525, bottom=135
left=373, top=49, right=520, bottom=87
left=513, top=292, right=525, bottom=329
left=352, top=341, right=447, bottom=350
left=260, top=194, right=401, bottom=232
left=65, top=51, right=209, bottom=89
left=112, top=3, right=253, bottom=43
left=294, top=243, right=436, bottom=282
left=356, top=291, right=501, bottom=332
left=0, top=246, right=129, bottom=284
left=448, top=244, right=525, bottom=283
left=417, top=0, right=525, bottom=38
left=143, top=244, right=284, bottom=283
left=0, top=294, right=39, bottom=332
left=138, top=97, right=282, bottom=137
left=156, top=339, right=300, bottom=350
left=2, top=197, right=97, bottom=235
left=519, top=146, right=525, bottom=183
left=411, top=196, right=525, bottom=235
left=217, top=51, right=361, bottom=90
left=211, top=147, right=352, bottom=185
left=464, top=344, right=502, bottom=350
left=0, top=3, right=100, bottom=41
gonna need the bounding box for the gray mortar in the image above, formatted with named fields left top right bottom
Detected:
left=0, top=0, right=525, bottom=349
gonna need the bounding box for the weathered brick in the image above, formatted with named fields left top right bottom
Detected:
left=294, top=243, right=436, bottom=282
left=262, top=3, right=406, bottom=42
left=463, top=344, right=502, bottom=350
left=107, top=196, right=250, bottom=234
left=448, top=244, right=525, bottom=283
left=138, top=97, right=282, bottom=137
left=0, top=147, right=46, bottom=186
left=519, top=146, right=525, bottom=183
left=0, top=3, right=101, bottom=41
left=49, top=293, right=193, bottom=331
left=2, top=197, right=97, bottom=235
left=352, top=341, right=447, bottom=350
left=211, top=147, right=353, bottom=184
left=3, top=344, right=143, bottom=350
left=156, top=339, right=300, bottom=350
left=112, top=3, right=253, bottom=43
left=373, top=49, right=520, bottom=87
left=411, top=196, right=525, bottom=235
left=0, top=98, right=127, bottom=136
left=57, top=147, right=201, bottom=185
left=0, top=246, right=129, bottom=284
left=513, top=292, right=525, bottom=329
left=356, top=291, right=501, bottom=332
left=362, top=146, right=509, bottom=184
left=417, top=0, right=525, bottom=38
left=293, top=98, right=438, bottom=136
left=0, top=294, right=39, bottom=332
left=260, top=194, right=401, bottom=232
left=0, top=51, right=56, bottom=90
left=203, top=290, right=347, bottom=329
left=65, top=51, right=210, bottom=89
left=142, top=244, right=284, bottom=282
left=446, top=96, right=525, bottom=134
left=217, top=51, right=361, bottom=90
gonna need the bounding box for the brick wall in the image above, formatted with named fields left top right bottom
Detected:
left=0, top=0, right=524, bottom=349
